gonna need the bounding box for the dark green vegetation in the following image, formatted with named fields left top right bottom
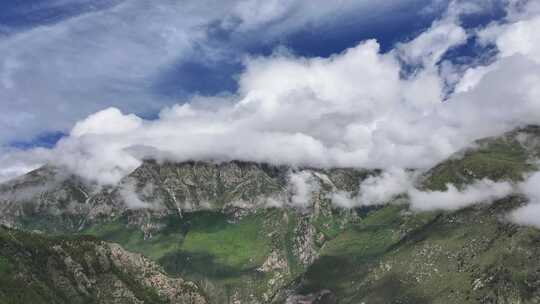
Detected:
left=294, top=197, right=540, bottom=304
left=287, top=126, right=540, bottom=303
left=423, top=126, right=540, bottom=190
left=83, top=211, right=273, bottom=278
left=2, top=126, right=540, bottom=303
left=81, top=208, right=332, bottom=303
left=0, top=225, right=206, bottom=304
left=160, top=212, right=271, bottom=276
left=83, top=214, right=187, bottom=262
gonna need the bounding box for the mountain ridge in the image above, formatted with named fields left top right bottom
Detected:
left=1, top=126, right=540, bottom=303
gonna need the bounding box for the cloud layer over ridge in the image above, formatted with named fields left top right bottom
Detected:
left=0, top=0, right=539, bottom=186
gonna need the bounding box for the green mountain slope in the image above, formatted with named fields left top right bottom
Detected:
left=1, top=126, right=540, bottom=303
left=0, top=225, right=207, bottom=304
left=290, top=197, right=540, bottom=303
left=284, top=126, right=540, bottom=303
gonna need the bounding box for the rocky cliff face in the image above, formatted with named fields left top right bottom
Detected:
left=0, top=160, right=368, bottom=231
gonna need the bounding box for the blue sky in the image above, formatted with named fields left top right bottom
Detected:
left=0, top=0, right=508, bottom=149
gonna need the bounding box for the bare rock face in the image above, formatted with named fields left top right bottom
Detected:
left=105, top=243, right=207, bottom=304
left=257, top=250, right=288, bottom=273
left=0, top=166, right=124, bottom=232
left=0, top=160, right=368, bottom=234
left=124, top=160, right=288, bottom=212
left=292, top=217, right=319, bottom=267
left=285, top=290, right=337, bottom=304
left=0, top=161, right=286, bottom=231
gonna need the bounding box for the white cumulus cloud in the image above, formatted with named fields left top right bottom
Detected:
left=0, top=0, right=426, bottom=145
left=0, top=1, right=539, bottom=188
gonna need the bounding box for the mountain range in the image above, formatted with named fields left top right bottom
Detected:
left=1, top=126, right=540, bottom=304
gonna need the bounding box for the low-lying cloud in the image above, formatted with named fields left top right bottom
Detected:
left=288, top=171, right=319, bottom=209
left=509, top=171, right=540, bottom=227
left=117, top=181, right=153, bottom=210
left=408, top=179, right=514, bottom=211
left=329, top=168, right=515, bottom=211
left=330, top=168, right=415, bottom=208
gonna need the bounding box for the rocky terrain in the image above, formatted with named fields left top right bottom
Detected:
left=0, top=158, right=368, bottom=303
left=0, top=225, right=206, bottom=304
left=1, top=126, right=540, bottom=303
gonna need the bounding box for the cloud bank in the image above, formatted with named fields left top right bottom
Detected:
left=0, top=0, right=539, bottom=186
left=0, top=0, right=428, bottom=145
